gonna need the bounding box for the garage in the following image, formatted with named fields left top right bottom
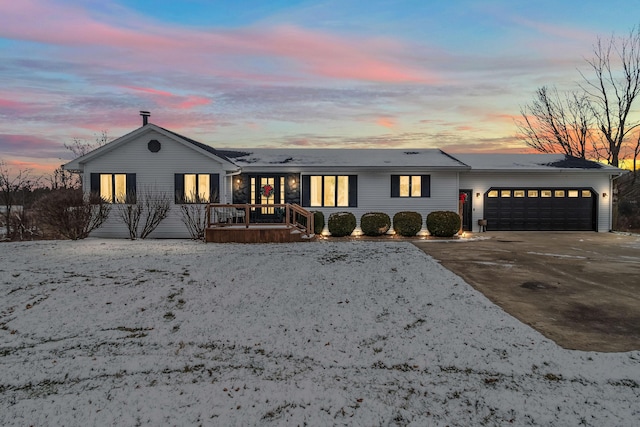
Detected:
left=484, top=188, right=596, bottom=231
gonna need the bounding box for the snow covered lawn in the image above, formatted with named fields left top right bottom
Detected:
left=1, top=239, right=638, bottom=426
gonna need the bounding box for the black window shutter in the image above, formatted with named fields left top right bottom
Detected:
left=126, top=173, right=137, bottom=204
left=90, top=173, right=100, bottom=195
left=302, top=175, right=310, bottom=207
left=421, top=175, right=431, bottom=198
left=174, top=174, right=184, bottom=204
left=390, top=175, right=400, bottom=198
left=209, top=173, right=220, bottom=203
left=348, top=175, right=358, bottom=207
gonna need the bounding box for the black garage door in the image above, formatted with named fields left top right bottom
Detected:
left=484, top=188, right=596, bottom=231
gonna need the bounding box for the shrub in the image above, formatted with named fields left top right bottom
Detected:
left=117, top=185, right=171, bottom=239
left=328, top=211, right=356, bottom=237
left=427, top=211, right=461, bottom=237
left=294, top=210, right=324, bottom=234
left=360, top=212, right=391, bottom=236
left=179, top=203, right=207, bottom=240
left=34, top=189, right=111, bottom=240
left=393, top=211, right=422, bottom=236
left=313, top=211, right=325, bottom=234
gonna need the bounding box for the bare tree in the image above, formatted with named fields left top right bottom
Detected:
left=64, top=130, right=110, bottom=158
left=0, top=160, right=39, bottom=239
left=579, top=26, right=640, bottom=167
left=118, top=202, right=143, bottom=240
left=518, top=26, right=640, bottom=167
left=117, top=186, right=171, bottom=239
left=178, top=193, right=209, bottom=240
left=517, top=86, right=594, bottom=158
left=48, top=167, right=81, bottom=190
left=632, top=132, right=640, bottom=183
left=35, top=189, right=111, bottom=240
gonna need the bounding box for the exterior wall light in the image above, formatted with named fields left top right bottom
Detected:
left=603, top=192, right=607, bottom=198
left=476, top=192, right=480, bottom=198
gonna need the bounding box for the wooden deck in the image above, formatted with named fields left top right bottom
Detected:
left=205, top=225, right=311, bottom=243
left=205, top=203, right=315, bottom=243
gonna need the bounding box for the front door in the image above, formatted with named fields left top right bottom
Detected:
left=251, top=175, right=286, bottom=222
left=459, top=189, right=473, bottom=231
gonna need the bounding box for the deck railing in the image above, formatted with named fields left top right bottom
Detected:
left=206, top=203, right=315, bottom=237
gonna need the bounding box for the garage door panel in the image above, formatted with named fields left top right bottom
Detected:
left=485, top=188, right=595, bottom=231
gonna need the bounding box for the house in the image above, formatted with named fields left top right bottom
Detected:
left=63, top=115, right=625, bottom=238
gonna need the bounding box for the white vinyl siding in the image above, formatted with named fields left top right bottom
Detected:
left=459, top=172, right=613, bottom=232
left=305, top=170, right=458, bottom=234
left=83, top=129, right=228, bottom=238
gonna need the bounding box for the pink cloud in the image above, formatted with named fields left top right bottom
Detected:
left=0, top=98, right=26, bottom=109
left=287, top=139, right=314, bottom=147
left=1, top=158, right=64, bottom=176
left=0, top=134, right=60, bottom=152
left=376, top=117, right=396, bottom=129
left=510, top=16, right=595, bottom=43
left=122, top=86, right=212, bottom=110
left=0, top=1, right=439, bottom=84
left=0, top=96, right=42, bottom=116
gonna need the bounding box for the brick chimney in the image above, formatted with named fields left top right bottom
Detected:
left=140, top=111, right=150, bottom=126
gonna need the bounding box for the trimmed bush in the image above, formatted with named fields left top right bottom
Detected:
left=328, top=212, right=356, bottom=237
left=393, top=211, right=423, bottom=236
left=360, top=212, right=391, bottom=236
left=427, top=211, right=461, bottom=237
left=313, top=211, right=325, bottom=234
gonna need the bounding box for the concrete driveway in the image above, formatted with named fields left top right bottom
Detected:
left=413, top=232, right=640, bottom=352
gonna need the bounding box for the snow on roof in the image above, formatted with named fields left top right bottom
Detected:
left=217, top=148, right=470, bottom=169
left=452, top=154, right=620, bottom=172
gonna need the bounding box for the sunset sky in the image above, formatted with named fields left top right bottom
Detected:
left=1, top=0, right=639, bottom=175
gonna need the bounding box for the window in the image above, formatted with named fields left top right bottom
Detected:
left=302, top=175, right=357, bottom=207
left=528, top=190, right=539, bottom=198
left=391, top=175, right=430, bottom=198
left=487, top=190, right=498, bottom=197
left=568, top=190, right=579, bottom=198
left=90, top=173, right=136, bottom=203
left=582, top=190, right=592, bottom=198
left=541, top=190, right=552, bottom=198
left=501, top=190, right=511, bottom=198
left=555, top=190, right=565, bottom=198
left=175, top=173, right=219, bottom=203
left=514, top=190, right=525, bottom=198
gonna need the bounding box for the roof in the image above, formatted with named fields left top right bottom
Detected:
left=63, top=124, right=238, bottom=172
left=62, top=122, right=625, bottom=176
left=216, top=148, right=470, bottom=170
left=158, top=126, right=235, bottom=163
left=451, top=154, right=623, bottom=173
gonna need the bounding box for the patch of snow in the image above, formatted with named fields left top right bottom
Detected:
left=222, top=148, right=468, bottom=169
left=0, top=239, right=638, bottom=426
left=526, top=251, right=587, bottom=259
left=472, top=261, right=515, bottom=268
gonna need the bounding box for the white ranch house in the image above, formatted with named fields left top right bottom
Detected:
left=63, top=119, right=625, bottom=238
